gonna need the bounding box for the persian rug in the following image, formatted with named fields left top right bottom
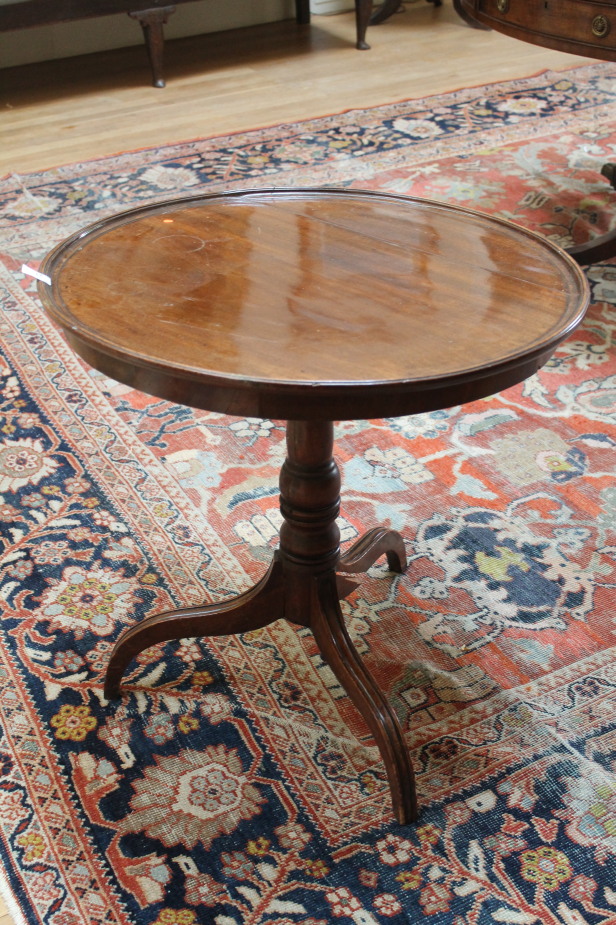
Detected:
left=1, top=61, right=615, bottom=925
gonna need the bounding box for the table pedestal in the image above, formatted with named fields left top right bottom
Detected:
left=104, top=420, right=417, bottom=824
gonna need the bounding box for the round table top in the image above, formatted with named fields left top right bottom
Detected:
left=38, top=188, right=589, bottom=421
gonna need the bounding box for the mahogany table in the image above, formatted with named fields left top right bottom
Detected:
left=38, top=188, right=589, bottom=823
left=455, top=0, right=616, bottom=264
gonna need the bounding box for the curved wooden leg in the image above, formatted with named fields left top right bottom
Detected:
left=370, top=0, right=440, bottom=26
left=311, top=572, right=417, bottom=824
left=370, top=0, right=401, bottom=25
left=567, top=227, right=616, bottom=264
left=452, top=0, right=490, bottom=28
left=564, top=163, right=616, bottom=264
left=338, top=526, right=407, bottom=575
left=104, top=556, right=285, bottom=699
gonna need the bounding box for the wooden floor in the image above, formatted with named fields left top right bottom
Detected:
left=1, top=2, right=590, bottom=176
left=0, top=4, right=593, bottom=922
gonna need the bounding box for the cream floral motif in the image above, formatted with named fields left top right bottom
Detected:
left=558, top=773, right=616, bottom=855
left=375, top=833, right=414, bottom=865
left=364, top=445, right=432, bottom=485
left=5, top=193, right=61, bottom=218
left=374, top=893, right=402, bottom=916
left=491, top=428, right=586, bottom=487
left=326, top=887, right=362, bottom=916
left=392, top=117, right=444, bottom=139
left=118, top=746, right=264, bottom=849
left=555, top=375, right=616, bottom=422
left=496, top=97, right=548, bottom=115
left=140, top=166, right=200, bottom=189
left=345, top=445, right=432, bottom=497
left=0, top=437, right=59, bottom=492
left=27, top=869, right=63, bottom=910
left=422, top=175, right=506, bottom=204
left=39, top=564, right=139, bottom=637
left=229, top=418, right=276, bottom=442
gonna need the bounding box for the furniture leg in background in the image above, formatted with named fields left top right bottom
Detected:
left=370, top=0, right=443, bottom=28
left=295, top=0, right=376, bottom=51
left=129, top=6, right=173, bottom=87
left=451, top=0, right=489, bottom=29
left=130, top=0, right=317, bottom=88
left=0, top=0, right=376, bottom=89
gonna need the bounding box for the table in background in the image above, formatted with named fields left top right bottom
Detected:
left=38, top=188, right=589, bottom=823
left=455, top=0, right=616, bottom=263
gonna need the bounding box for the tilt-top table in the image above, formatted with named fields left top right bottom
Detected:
left=38, top=188, right=589, bottom=823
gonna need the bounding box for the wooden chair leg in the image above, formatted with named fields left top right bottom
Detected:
left=295, top=0, right=310, bottom=24
left=355, top=0, right=374, bottom=48
left=129, top=6, right=174, bottom=88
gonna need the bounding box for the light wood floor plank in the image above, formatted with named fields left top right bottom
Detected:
left=0, top=3, right=589, bottom=175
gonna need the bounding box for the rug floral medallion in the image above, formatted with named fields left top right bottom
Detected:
left=0, top=63, right=615, bottom=925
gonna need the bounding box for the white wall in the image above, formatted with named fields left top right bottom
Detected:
left=0, top=0, right=349, bottom=69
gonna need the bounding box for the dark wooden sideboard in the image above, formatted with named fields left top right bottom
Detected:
left=455, top=0, right=616, bottom=61
left=0, top=0, right=375, bottom=87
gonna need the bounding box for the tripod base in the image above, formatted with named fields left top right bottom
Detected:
left=104, top=422, right=418, bottom=824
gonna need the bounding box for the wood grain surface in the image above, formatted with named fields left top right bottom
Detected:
left=39, top=188, right=589, bottom=420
